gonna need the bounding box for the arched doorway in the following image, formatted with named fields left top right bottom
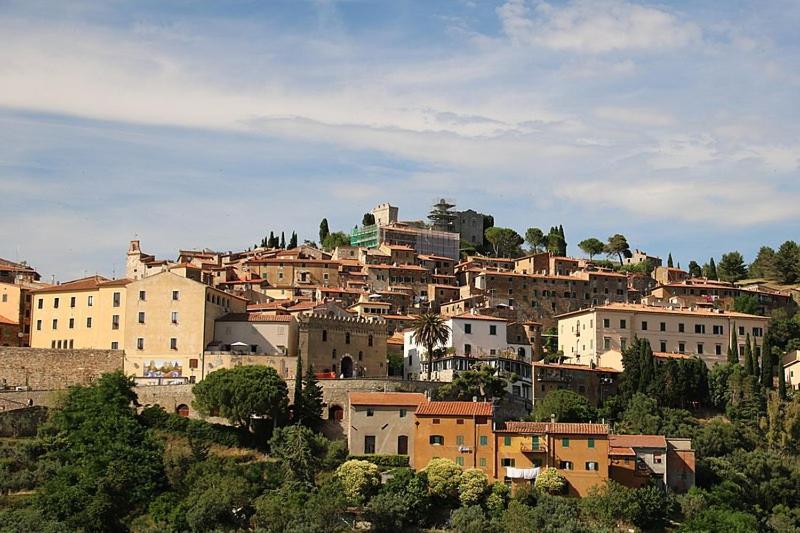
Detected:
left=341, top=356, right=354, bottom=378
left=328, top=404, right=344, bottom=421
left=176, top=404, right=190, bottom=417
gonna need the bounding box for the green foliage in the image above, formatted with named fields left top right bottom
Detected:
left=734, top=294, right=760, bottom=315
left=319, top=218, right=330, bottom=244
left=578, top=238, right=605, bottom=259
left=546, top=226, right=567, bottom=256
left=775, top=240, right=800, bottom=283
left=139, top=404, right=256, bottom=448
left=604, top=234, right=631, bottom=265
left=749, top=246, right=778, bottom=280
left=718, top=251, right=748, bottom=282
left=485, top=227, right=524, bottom=258
left=269, top=424, right=328, bottom=484
left=458, top=468, right=489, bottom=506
left=335, top=459, right=381, bottom=505
left=411, top=312, right=451, bottom=376
left=524, top=227, right=546, bottom=253
left=531, top=389, right=596, bottom=422
left=298, top=364, right=324, bottom=430
left=668, top=252, right=674, bottom=268
left=580, top=480, right=671, bottom=530
left=192, top=365, right=289, bottom=428
left=362, top=212, right=375, bottom=226
left=679, top=507, right=758, bottom=532
left=703, top=257, right=718, bottom=280
left=449, top=505, right=491, bottom=533
left=619, top=393, right=662, bottom=434
left=347, top=454, right=409, bottom=467
left=500, top=500, right=536, bottom=532
left=0, top=406, right=49, bottom=438
left=366, top=468, right=431, bottom=530
left=424, top=458, right=462, bottom=499
left=534, top=467, right=566, bottom=495
left=434, top=364, right=512, bottom=401
left=322, top=230, right=350, bottom=251
left=485, top=481, right=510, bottom=519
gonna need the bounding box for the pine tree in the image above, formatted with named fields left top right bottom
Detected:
left=761, top=334, right=773, bottom=388
left=299, top=365, right=324, bottom=430
left=319, top=218, right=330, bottom=244
left=729, top=328, right=739, bottom=365
left=743, top=334, right=753, bottom=374
left=280, top=231, right=286, bottom=249
left=667, top=253, right=674, bottom=268
left=293, top=356, right=303, bottom=422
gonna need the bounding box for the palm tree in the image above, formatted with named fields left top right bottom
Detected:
left=411, top=313, right=451, bottom=378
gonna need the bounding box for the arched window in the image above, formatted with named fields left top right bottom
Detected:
left=176, top=404, right=190, bottom=417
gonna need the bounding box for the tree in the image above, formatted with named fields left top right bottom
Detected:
left=362, top=213, right=375, bottom=226
left=428, top=198, right=457, bottom=232
left=749, top=246, right=777, bottom=279
left=299, top=365, right=324, bottom=430
left=531, top=389, right=596, bottom=422
left=192, top=365, right=289, bottom=429
left=485, top=227, right=524, bottom=258
left=425, top=458, right=462, bottom=499
left=336, top=460, right=381, bottom=505
left=534, top=468, right=566, bottom=495
left=688, top=260, right=702, bottom=278
left=268, top=425, right=326, bottom=484
left=761, top=334, right=774, bottom=388
left=775, top=240, right=800, bottom=283
left=458, top=469, right=489, bottom=506
left=293, top=356, right=303, bottom=419
left=619, top=393, right=662, bottom=434
left=546, top=226, right=567, bottom=256
left=703, top=257, right=718, bottom=280
left=434, top=364, right=512, bottom=401
left=288, top=231, right=298, bottom=249
left=778, top=356, right=788, bottom=400
left=525, top=227, right=546, bottom=253
left=733, top=295, right=759, bottom=315
left=729, top=328, right=739, bottom=365
left=449, top=506, right=490, bottom=533
left=605, top=234, right=632, bottom=265
left=279, top=231, right=286, bottom=249
left=718, top=251, right=748, bottom=282
left=578, top=238, right=605, bottom=260
left=267, top=230, right=276, bottom=249
left=319, top=218, right=329, bottom=244
left=667, top=253, right=674, bottom=268
left=742, top=334, right=753, bottom=375
left=751, top=335, right=760, bottom=377
left=411, top=313, right=451, bottom=377
left=321, top=231, right=350, bottom=251
left=366, top=469, right=430, bottom=531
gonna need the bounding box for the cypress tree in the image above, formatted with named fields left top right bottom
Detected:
left=667, top=253, right=674, bottom=268
left=707, top=257, right=718, bottom=280
left=743, top=334, right=752, bottom=374
left=751, top=336, right=760, bottom=377
left=778, top=351, right=787, bottom=400
left=289, top=231, right=298, bottom=249
left=280, top=231, right=286, bottom=249
left=268, top=231, right=275, bottom=248
left=319, top=218, right=330, bottom=244
left=729, top=327, right=739, bottom=365
left=760, top=335, right=773, bottom=388
left=293, top=356, right=303, bottom=422
left=558, top=225, right=567, bottom=255
left=639, top=340, right=656, bottom=393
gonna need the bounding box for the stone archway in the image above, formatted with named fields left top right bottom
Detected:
left=341, top=356, right=354, bottom=378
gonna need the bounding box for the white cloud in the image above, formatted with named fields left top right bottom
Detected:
left=594, top=106, right=674, bottom=127
left=498, top=0, right=701, bottom=53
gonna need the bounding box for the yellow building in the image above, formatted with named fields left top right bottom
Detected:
left=123, top=271, right=247, bottom=383
left=30, top=276, right=130, bottom=350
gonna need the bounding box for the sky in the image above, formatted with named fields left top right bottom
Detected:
left=0, top=0, right=798, bottom=281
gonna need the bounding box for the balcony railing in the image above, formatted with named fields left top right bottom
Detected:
left=520, top=441, right=546, bottom=453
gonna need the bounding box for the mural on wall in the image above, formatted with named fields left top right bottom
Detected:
left=143, top=360, right=183, bottom=378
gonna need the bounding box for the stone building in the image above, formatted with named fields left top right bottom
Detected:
left=532, top=362, right=620, bottom=408
left=346, top=392, right=426, bottom=464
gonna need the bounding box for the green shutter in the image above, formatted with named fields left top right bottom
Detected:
left=562, top=437, right=570, bottom=447
left=480, top=435, right=488, bottom=446
left=504, top=436, right=511, bottom=446
left=588, top=438, right=595, bottom=448
left=532, top=436, right=539, bottom=449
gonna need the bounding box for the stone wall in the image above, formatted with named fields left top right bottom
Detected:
left=0, top=347, right=123, bottom=390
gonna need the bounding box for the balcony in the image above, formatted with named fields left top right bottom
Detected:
left=520, top=441, right=547, bottom=453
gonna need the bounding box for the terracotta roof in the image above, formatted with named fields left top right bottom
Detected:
left=419, top=254, right=454, bottom=262
left=415, top=401, right=493, bottom=417
left=609, top=434, right=667, bottom=449
left=367, top=264, right=428, bottom=271
left=387, top=333, right=405, bottom=345
left=452, top=313, right=507, bottom=322
left=533, top=362, right=621, bottom=373
left=217, top=312, right=294, bottom=323
left=609, top=446, right=637, bottom=456
left=503, top=421, right=609, bottom=435
left=32, top=275, right=110, bottom=293
left=348, top=392, right=426, bottom=406
left=0, top=314, right=18, bottom=326
left=98, top=278, right=133, bottom=288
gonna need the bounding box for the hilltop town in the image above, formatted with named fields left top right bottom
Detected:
left=1, top=199, right=800, bottom=531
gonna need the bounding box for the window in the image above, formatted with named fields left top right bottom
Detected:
left=87, top=295, right=93, bottom=306
left=399, top=408, right=407, bottom=418
left=68, top=318, right=74, bottom=329
left=695, top=324, right=705, bottom=334
left=532, top=436, right=540, bottom=450
left=697, top=343, right=704, bottom=354
left=653, top=453, right=663, bottom=464
left=464, top=344, right=472, bottom=355
left=660, top=341, right=667, bottom=352
left=397, top=435, right=408, bottom=455
left=456, top=435, right=465, bottom=446
left=136, top=337, right=144, bottom=350
left=432, top=418, right=440, bottom=424
left=603, top=337, right=611, bottom=350
left=679, top=342, right=686, bottom=353
left=139, top=290, right=146, bottom=301
left=36, top=320, right=41, bottom=331
left=111, top=342, right=119, bottom=350
left=69, top=340, right=74, bottom=349
left=738, top=326, right=745, bottom=335
left=112, top=315, right=120, bottom=330
left=641, top=321, right=648, bottom=331
left=679, top=323, right=685, bottom=333
left=660, top=322, right=666, bottom=332
left=464, top=323, right=472, bottom=334
left=479, top=457, right=487, bottom=467
left=171, top=312, right=178, bottom=324
left=562, top=437, right=570, bottom=448
left=345, top=332, right=351, bottom=344
left=713, top=325, right=723, bottom=335
left=430, top=435, right=444, bottom=445
left=457, top=418, right=464, bottom=425
left=138, top=311, right=145, bottom=324
left=189, top=359, right=199, bottom=369
left=70, top=296, right=76, bottom=308
left=455, top=456, right=464, bottom=466
left=368, top=335, right=373, bottom=347
left=172, top=290, right=180, bottom=301
left=53, top=297, right=59, bottom=309
left=504, top=436, right=511, bottom=446
left=715, top=344, right=722, bottom=355
left=479, top=435, right=488, bottom=446
left=603, top=318, right=610, bottom=328
left=366, top=408, right=374, bottom=417
left=364, top=436, right=376, bottom=454
left=585, top=461, right=599, bottom=471
left=620, top=338, right=627, bottom=350
left=501, top=458, right=515, bottom=467
left=52, top=319, right=58, bottom=330
left=559, top=460, right=574, bottom=470
left=620, top=319, right=627, bottom=329
left=322, top=330, right=327, bottom=342
left=489, top=325, right=497, bottom=335
left=113, top=292, right=121, bottom=307
left=86, top=317, right=92, bottom=328
left=588, top=438, right=595, bottom=448
left=170, top=338, right=177, bottom=350
left=753, top=327, right=763, bottom=337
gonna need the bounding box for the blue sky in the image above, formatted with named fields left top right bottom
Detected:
left=1, top=0, right=798, bottom=281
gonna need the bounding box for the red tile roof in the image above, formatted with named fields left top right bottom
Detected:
left=0, top=314, right=18, bottom=326
left=415, top=401, right=493, bottom=417
left=609, top=434, right=667, bottom=449
left=348, top=392, right=426, bottom=406
left=533, top=362, right=621, bottom=373
left=502, top=421, right=609, bottom=435
left=452, top=313, right=507, bottom=322
left=32, top=275, right=110, bottom=293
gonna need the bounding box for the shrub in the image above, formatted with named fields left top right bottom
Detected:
left=486, top=482, right=510, bottom=519
left=501, top=500, right=536, bottom=532
left=458, top=468, right=489, bottom=506
left=449, top=505, right=490, bottom=533
left=335, top=459, right=381, bottom=505
left=347, top=454, right=409, bottom=468
left=679, top=507, right=758, bottom=532
left=424, top=458, right=462, bottom=499
left=534, top=467, right=566, bottom=495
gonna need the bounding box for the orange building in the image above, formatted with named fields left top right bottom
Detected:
left=496, top=421, right=609, bottom=496
left=412, top=401, right=495, bottom=476
left=608, top=434, right=695, bottom=493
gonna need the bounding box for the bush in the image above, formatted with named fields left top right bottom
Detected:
left=679, top=507, right=758, bottom=532
left=424, top=458, right=462, bottom=499
left=486, top=482, right=510, bottom=519
left=139, top=405, right=254, bottom=448
left=501, top=500, right=536, bottom=532
left=0, top=406, right=49, bottom=437
left=534, top=467, right=566, bottom=495
left=367, top=468, right=431, bottom=530
left=347, top=454, right=409, bottom=468
left=459, top=468, right=489, bottom=506
left=335, top=459, right=381, bottom=505
left=449, top=505, right=491, bottom=533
